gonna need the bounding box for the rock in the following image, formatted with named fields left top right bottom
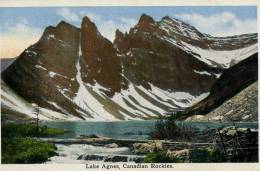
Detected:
left=104, top=143, right=119, bottom=148
left=182, top=55, right=258, bottom=121
left=78, top=134, right=100, bottom=139
left=81, top=16, right=126, bottom=97
left=219, top=126, right=250, bottom=136
left=78, top=154, right=144, bottom=163
left=132, top=141, right=162, bottom=154
left=104, top=156, right=128, bottom=162
left=166, top=149, right=189, bottom=159
left=78, top=154, right=105, bottom=161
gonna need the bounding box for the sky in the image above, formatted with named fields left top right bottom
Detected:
left=0, top=6, right=257, bottom=58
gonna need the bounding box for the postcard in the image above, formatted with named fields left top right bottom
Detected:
left=0, top=0, right=259, bottom=171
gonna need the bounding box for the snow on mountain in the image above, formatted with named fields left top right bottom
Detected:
left=181, top=41, right=257, bottom=68
left=1, top=14, right=257, bottom=121
left=1, top=79, right=79, bottom=121
left=157, top=16, right=258, bottom=68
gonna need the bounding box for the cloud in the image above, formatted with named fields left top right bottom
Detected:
left=79, top=12, right=137, bottom=41
left=0, top=20, right=42, bottom=58
left=174, top=12, right=257, bottom=36
left=57, top=8, right=137, bottom=41
left=94, top=16, right=137, bottom=41
left=56, top=8, right=80, bottom=22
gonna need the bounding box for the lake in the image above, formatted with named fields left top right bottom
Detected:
left=43, top=120, right=258, bottom=140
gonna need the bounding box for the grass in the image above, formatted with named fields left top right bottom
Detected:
left=1, top=123, right=64, bottom=164
left=2, top=123, right=64, bottom=138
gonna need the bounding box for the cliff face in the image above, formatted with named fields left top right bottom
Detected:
left=114, top=15, right=222, bottom=94
left=179, top=53, right=258, bottom=120
left=186, top=81, right=258, bottom=122
left=2, top=21, right=84, bottom=119
left=1, top=14, right=258, bottom=121
left=80, top=17, right=127, bottom=97
left=1, top=58, right=16, bottom=72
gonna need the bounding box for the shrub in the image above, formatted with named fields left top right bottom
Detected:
left=189, top=147, right=227, bottom=163
left=2, top=137, right=57, bottom=164
left=1, top=123, right=62, bottom=164
left=150, top=118, right=194, bottom=141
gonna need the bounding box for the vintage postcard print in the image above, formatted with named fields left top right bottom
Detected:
left=0, top=1, right=259, bottom=171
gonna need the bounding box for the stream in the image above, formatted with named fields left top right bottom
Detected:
left=44, top=120, right=258, bottom=163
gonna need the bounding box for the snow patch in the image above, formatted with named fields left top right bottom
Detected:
left=35, top=65, right=47, bottom=71
left=181, top=42, right=258, bottom=68
left=25, top=50, right=37, bottom=55
left=49, top=72, right=57, bottom=78
left=194, top=70, right=212, bottom=76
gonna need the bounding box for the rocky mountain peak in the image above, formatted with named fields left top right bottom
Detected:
left=81, top=16, right=98, bottom=33
left=114, top=29, right=126, bottom=50
left=161, top=16, right=172, bottom=21
left=135, top=14, right=156, bottom=32
left=80, top=16, right=126, bottom=96
left=115, top=29, right=124, bottom=40
left=1, top=14, right=257, bottom=121
left=138, top=14, right=155, bottom=25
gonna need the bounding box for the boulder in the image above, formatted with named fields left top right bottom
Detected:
left=166, top=149, right=189, bottom=159
left=132, top=141, right=162, bottom=154
left=104, top=143, right=119, bottom=148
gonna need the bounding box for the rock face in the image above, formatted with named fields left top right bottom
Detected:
left=1, top=58, right=16, bottom=72
left=1, top=14, right=258, bottom=121
left=186, top=82, right=258, bottom=122
left=2, top=21, right=85, bottom=119
left=81, top=17, right=127, bottom=96
left=179, top=53, right=258, bottom=120
left=115, top=15, right=222, bottom=94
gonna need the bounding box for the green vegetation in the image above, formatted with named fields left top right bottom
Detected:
left=2, top=123, right=64, bottom=138
left=189, top=148, right=226, bottom=163
left=2, top=137, right=57, bottom=163
left=144, top=152, right=181, bottom=163
left=150, top=118, right=194, bottom=141
left=2, top=123, right=64, bottom=164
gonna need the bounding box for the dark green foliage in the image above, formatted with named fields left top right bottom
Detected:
left=2, top=123, right=64, bottom=138
left=2, top=138, right=57, bottom=164
left=144, top=152, right=181, bottom=163
left=189, top=148, right=212, bottom=163
left=189, top=148, right=226, bottom=163
left=150, top=118, right=194, bottom=141
left=1, top=123, right=63, bottom=164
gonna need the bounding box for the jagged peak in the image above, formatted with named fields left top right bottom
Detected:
left=138, top=14, right=155, bottom=25
left=56, top=20, right=78, bottom=30
left=115, top=29, right=124, bottom=40
left=161, top=15, right=172, bottom=21
left=81, top=16, right=97, bottom=31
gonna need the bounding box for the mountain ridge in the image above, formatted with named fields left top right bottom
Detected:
left=1, top=14, right=258, bottom=121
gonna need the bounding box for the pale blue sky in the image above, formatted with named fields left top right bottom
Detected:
left=0, top=6, right=257, bottom=58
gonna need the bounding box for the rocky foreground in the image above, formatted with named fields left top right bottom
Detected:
left=40, top=126, right=258, bottom=163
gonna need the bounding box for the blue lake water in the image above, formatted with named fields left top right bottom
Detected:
left=43, top=120, right=258, bottom=140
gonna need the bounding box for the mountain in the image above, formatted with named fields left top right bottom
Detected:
left=1, top=14, right=258, bottom=121
left=177, top=53, right=258, bottom=120
left=186, top=81, right=258, bottom=122
left=1, top=58, right=16, bottom=72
